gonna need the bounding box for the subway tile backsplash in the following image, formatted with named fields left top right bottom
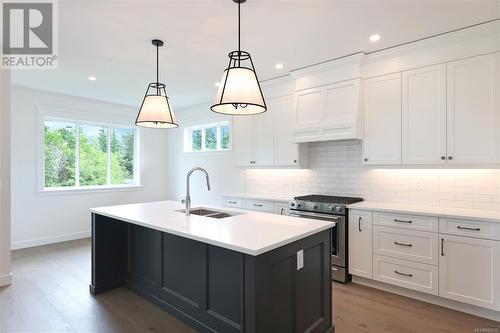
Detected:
left=244, top=140, right=500, bottom=211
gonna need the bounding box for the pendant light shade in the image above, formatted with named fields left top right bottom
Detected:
left=136, top=39, right=178, bottom=129
left=211, top=0, right=266, bottom=116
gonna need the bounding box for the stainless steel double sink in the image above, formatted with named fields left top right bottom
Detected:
left=176, top=207, right=243, bottom=219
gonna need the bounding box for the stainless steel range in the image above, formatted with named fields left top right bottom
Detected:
left=289, top=195, right=363, bottom=283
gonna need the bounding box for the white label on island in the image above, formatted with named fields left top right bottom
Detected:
left=297, top=249, right=304, bottom=270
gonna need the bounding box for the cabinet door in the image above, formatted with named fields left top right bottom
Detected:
left=253, top=106, right=275, bottom=166
left=439, top=234, right=500, bottom=310
left=295, top=87, right=325, bottom=128
left=447, top=53, right=500, bottom=164
left=363, top=73, right=402, bottom=165
left=274, top=94, right=300, bottom=166
left=232, top=116, right=254, bottom=166
left=402, top=64, right=447, bottom=164
left=348, top=210, right=373, bottom=279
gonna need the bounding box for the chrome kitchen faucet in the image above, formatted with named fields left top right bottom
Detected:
left=182, top=167, right=211, bottom=216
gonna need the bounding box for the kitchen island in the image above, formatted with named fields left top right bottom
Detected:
left=90, top=201, right=334, bottom=333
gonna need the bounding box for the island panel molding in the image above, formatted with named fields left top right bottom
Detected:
left=90, top=213, right=333, bottom=333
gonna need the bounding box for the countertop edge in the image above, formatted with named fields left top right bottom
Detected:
left=347, top=202, right=500, bottom=223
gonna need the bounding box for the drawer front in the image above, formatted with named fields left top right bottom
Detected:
left=223, top=197, right=243, bottom=208
left=373, top=212, right=438, bottom=232
left=373, top=226, right=439, bottom=265
left=373, top=255, right=438, bottom=295
left=439, top=218, right=500, bottom=241
left=244, top=199, right=275, bottom=212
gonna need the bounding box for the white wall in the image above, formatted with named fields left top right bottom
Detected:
left=165, top=103, right=245, bottom=205
left=0, top=70, right=12, bottom=286
left=11, top=86, right=170, bottom=249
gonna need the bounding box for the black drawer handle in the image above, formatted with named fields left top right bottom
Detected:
left=457, top=226, right=480, bottom=231
left=394, top=241, right=412, bottom=247
left=441, top=238, right=445, bottom=256
left=394, top=270, right=413, bottom=277
left=394, top=219, right=413, bottom=224
left=228, top=201, right=237, bottom=204
left=358, top=217, right=362, bottom=232
left=253, top=204, right=263, bottom=207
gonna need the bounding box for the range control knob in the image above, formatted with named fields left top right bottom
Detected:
left=328, top=205, right=334, bottom=211
left=335, top=206, right=342, bottom=213
left=313, top=205, right=318, bottom=209
left=297, top=204, right=301, bottom=208
left=289, top=202, right=295, bottom=207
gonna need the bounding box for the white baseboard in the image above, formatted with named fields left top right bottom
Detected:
left=11, top=231, right=91, bottom=250
left=0, top=272, right=12, bottom=286
left=352, top=276, right=500, bottom=322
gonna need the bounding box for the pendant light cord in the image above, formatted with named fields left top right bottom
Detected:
left=156, top=43, right=159, bottom=95
left=238, top=1, right=241, bottom=67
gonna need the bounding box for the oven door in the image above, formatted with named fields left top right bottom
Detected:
left=289, top=210, right=345, bottom=267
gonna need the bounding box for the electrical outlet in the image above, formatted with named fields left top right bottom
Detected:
left=297, top=250, right=304, bottom=270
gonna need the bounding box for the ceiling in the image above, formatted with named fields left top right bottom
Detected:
left=11, top=0, right=500, bottom=110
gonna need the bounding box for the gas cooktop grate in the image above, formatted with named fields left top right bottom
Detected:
left=293, top=195, right=363, bottom=205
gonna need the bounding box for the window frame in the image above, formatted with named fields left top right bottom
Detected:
left=183, top=121, right=232, bottom=154
left=37, top=105, right=141, bottom=195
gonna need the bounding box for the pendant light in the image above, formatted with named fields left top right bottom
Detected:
left=135, top=39, right=178, bottom=128
left=211, top=0, right=266, bottom=116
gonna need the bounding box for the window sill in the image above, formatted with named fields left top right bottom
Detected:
left=183, top=150, right=232, bottom=156
left=37, top=184, right=143, bottom=196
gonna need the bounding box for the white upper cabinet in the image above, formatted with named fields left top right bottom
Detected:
left=363, top=73, right=402, bottom=165
left=402, top=64, right=447, bottom=164
left=253, top=106, right=275, bottom=166
left=233, top=111, right=274, bottom=167
left=232, top=78, right=308, bottom=168
left=233, top=116, right=255, bottom=167
left=446, top=53, right=500, bottom=164
left=293, top=79, right=362, bottom=143
left=274, top=94, right=305, bottom=166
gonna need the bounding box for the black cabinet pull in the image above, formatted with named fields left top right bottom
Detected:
left=394, top=270, right=413, bottom=277
left=394, top=241, right=412, bottom=247
left=280, top=208, right=284, bottom=215
left=448, top=156, right=453, bottom=160
left=253, top=204, right=263, bottom=207
left=394, top=219, right=412, bottom=224
left=441, top=238, right=445, bottom=256
left=364, top=158, right=368, bottom=162
left=358, top=217, right=362, bottom=232
left=228, top=201, right=237, bottom=204
left=457, top=226, right=480, bottom=231
left=441, top=156, right=446, bottom=160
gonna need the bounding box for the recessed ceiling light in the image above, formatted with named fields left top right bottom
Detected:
left=369, top=34, right=381, bottom=42
left=275, top=63, right=284, bottom=70
left=214, top=82, right=221, bottom=87
left=88, top=76, right=96, bottom=81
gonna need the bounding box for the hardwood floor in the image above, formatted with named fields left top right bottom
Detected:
left=0, top=239, right=498, bottom=333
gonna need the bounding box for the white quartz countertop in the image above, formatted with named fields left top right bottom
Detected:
left=223, top=192, right=294, bottom=202
left=90, top=201, right=334, bottom=256
left=348, top=201, right=500, bottom=223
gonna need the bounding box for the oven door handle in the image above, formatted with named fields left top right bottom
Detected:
left=290, top=211, right=340, bottom=221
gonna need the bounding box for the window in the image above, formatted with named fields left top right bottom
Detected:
left=43, top=118, right=138, bottom=190
left=184, top=121, right=231, bottom=153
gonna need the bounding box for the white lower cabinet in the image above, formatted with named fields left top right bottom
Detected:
left=350, top=208, right=500, bottom=312
left=348, top=210, right=373, bottom=279
left=373, top=255, right=439, bottom=295
left=439, top=234, right=500, bottom=310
